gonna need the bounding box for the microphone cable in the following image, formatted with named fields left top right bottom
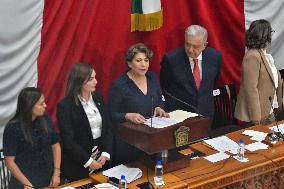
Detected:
left=163, top=90, right=202, bottom=117
left=166, top=154, right=231, bottom=185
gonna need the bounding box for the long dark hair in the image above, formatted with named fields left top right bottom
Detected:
left=65, top=63, right=93, bottom=104
left=245, top=19, right=272, bottom=49
left=11, top=87, right=47, bottom=144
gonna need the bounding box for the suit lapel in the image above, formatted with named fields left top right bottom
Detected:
left=73, top=97, right=94, bottom=137
left=92, top=92, right=103, bottom=115
left=258, top=50, right=275, bottom=85
left=180, top=49, right=198, bottom=91
left=92, top=92, right=105, bottom=134
left=200, top=51, right=210, bottom=91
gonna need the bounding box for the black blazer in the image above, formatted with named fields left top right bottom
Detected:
left=56, top=91, right=112, bottom=181
left=160, top=47, right=222, bottom=117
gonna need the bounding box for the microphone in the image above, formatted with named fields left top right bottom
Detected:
left=268, top=96, right=283, bottom=139
left=163, top=90, right=202, bottom=117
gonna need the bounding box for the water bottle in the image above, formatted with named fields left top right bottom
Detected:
left=119, top=175, right=127, bottom=189
left=154, top=160, right=164, bottom=186
left=237, top=138, right=245, bottom=160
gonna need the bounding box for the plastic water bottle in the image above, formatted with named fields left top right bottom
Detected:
left=237, top=138, right=245, bottom=160
left=154, top=160, right=164, bottom=186
left=119, top=175, right=127, bottom=189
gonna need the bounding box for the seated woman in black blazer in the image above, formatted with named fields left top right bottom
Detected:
left=108, top=43, right=168, bottom=165
left=57, top=63, right=112, bottom=182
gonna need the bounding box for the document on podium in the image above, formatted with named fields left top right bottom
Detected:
left=144, top=110, right=198, bottom=128
left=145, top=117, right=178, bottom=128
left=169, top=110, right=198, bottom=122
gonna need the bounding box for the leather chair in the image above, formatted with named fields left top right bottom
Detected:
left=211, top=84, right=240, bottom=137
left=0, top=149, right=10, bottom=189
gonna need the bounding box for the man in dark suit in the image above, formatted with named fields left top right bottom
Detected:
left=160, top=25, right=222, bottom=118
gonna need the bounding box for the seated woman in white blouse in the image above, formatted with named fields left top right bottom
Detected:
left=57, top=63, right=113, bottom=181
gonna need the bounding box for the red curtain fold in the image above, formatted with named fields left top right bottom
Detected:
left=38, top=0, right=245, bottom=122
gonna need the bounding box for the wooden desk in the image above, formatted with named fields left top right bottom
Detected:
left=90, top=162, right=188, bottom=189
left=172, top=124, right=284, bottom=189
left=44, top=178, right=94, bottom=188
left=58, top=122, right=284, bottom=189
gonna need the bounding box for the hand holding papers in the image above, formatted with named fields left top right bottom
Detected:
left=103, top=164, right=142, bottom=184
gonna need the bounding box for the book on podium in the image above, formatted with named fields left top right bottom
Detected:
left=118, top=114, right=210, bottom=172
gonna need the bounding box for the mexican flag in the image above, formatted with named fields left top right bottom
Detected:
left=131, top=0, right=163, bottom=32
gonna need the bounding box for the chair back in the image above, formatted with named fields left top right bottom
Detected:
left=0, top=149, right=10, bottom=189
left=212, top=84, right=237, bottom=130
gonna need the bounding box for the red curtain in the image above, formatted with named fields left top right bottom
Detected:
left=38, top=0, right=245, bottom=121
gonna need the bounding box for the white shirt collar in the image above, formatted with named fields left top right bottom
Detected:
left=189, top=52, right=203, bottom=62
left=78, top=93, right=97, bottom=110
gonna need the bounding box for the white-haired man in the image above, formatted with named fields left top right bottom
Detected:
left=160, top=25, right=222, bottom=119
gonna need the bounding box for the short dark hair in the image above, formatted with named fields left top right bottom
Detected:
left=245, top=19, right=272, bottom=49
left=65, top=63, right=93, bottom=103
left=125, top=43, right=153, bottom=68
left=11, top=87, right=46, bottom=143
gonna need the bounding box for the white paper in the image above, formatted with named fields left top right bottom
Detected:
left=245, top=142, right=269, bottom=152
left=270, top=123, right=284, bottom=134
left=228, top=148, right=239, bottom=155
left=145, top=117, right=178, bottom=128
left=233, top=155, right=249, bottom=162
left=102, top=164, right=142, bottom=184
left=168, top=110, right=198, bottom=122
left=204, top=136, right=238, bottom=152
left=242, top=130, right=268, bottom=141
left=95, top=183, right=118, bottom=189
left=204, top=152, right=230, bottom=163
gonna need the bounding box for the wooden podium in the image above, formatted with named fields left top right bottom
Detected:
left=118, top=116, right=210, bottom=172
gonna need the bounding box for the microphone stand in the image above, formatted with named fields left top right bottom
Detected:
left=137, top=96, right=154, bottom=189
left=268, top=96, right=283, bottom=140
left=163, top=90, right=203, bottom=117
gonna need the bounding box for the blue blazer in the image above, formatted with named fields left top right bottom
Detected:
left=160, top=47, right=222, bottom=117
